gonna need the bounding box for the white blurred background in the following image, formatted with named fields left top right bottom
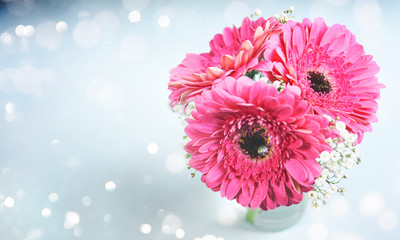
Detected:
left=0, top=0, right=398, bottom=239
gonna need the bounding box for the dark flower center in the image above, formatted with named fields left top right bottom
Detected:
left=307, top=71, right=332, bottom=94
left=239, top=128, right=272, bottom=159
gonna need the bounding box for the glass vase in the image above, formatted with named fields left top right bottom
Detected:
left=245, top=199, right=307, bottom=232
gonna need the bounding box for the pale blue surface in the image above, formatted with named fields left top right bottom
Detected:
left=0, top=0, right=399, bottom=239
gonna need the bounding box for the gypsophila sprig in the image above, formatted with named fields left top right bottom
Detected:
left=309, top=117, right=362, bottom=208
left=170, top=102, right=195, bottom=119
left=250, top=8, right=262, bottom=19
left=275, top=7, right=295, bottom=24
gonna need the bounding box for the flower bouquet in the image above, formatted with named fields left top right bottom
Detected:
left=168, top=8, right=383, bottom=229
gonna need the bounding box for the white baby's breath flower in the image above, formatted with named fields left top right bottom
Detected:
left=348, top=133, right=357, bottom=143
left=254, top=8, right=262, bottom=16
left=272, top=80, right=282, bottom=89
left=259, top=77, right=269, bottom=82
left=335, top=169, right=345, bottom=179
left=283, top=15, right=289, bottom=21
left=321, top=169, right=330, bottom=178
left=335, top=121, right=346, bottom=131
left=345, top=158, right=355, bottom=169
left=314, top=177, right=325, bottom=187
left=330, top=151, right=340, bottom=161
left=337, top=142, right=345, bottom=152
left=330, top=184, right=338, bottom=193
left=171, top=104, right=184, bottom=114
left=307, top=191, right=317, bottom=200
left=275, top=8, right=295, bottom=23
left=339, top=129, right=350, bottom=139
left=186, top=102, right=196, bottom=115
left=326, top=189, right=333, bottom=196
left=343, top=148, right=353, bottom=156
left=328, top=161, right=337, bottom=172
left=312, top=200, right=320, bottom=209
left=324, top=192, right=331, bottom=200
left=289, top=6, right=295, bottom=12
left=319, top=150, right=330, bottom=162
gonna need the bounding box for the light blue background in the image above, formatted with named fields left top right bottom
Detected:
left=0, top=0, right=398, bottom=239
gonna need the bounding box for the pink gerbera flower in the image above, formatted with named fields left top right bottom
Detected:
left=168, top=17, right=281, bottom=106
left=263, top=18, right=384, bottom=142
left=185, top=76, right=331, bottom=210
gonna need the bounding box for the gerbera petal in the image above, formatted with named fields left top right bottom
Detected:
left=237, top=181, right=255, bottom=207
left=307, top=17, right=327, bottom=45
left=292, top=25, right=306, bottom=59
left=225, top=177, right=242, bottom=200
left=271, top=180, right=289, bottom=206
left=270, top=104, right=293, bottom=121
left=284, top=158, right=308, bottom=183
left=249, top=183, right=268, bottom=209
left=220, top=55, right=235, bottom=70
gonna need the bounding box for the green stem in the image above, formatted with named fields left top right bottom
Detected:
left=245, top=208, right=262, bottom=224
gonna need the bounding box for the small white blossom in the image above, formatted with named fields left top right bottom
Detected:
left=349, top=153, right=357, bottom=160
left=254, top=8, right=262, bottom=16
left=307, top=191, right=317, bottom=200
left=289, top=6, right=295, bottom=12
left=328, top=161, right=338, bottom=172
left=275, top=8, right=295, bottom=23
left=312, top=200, right=320, bottom=209
left=339, top=129, right=350, bottom=139
left=319, top=150, right=330, bottom=162
left=330, top=184, right=338, bottom=193
left=314, top=177, right=325, bottom=187
left=343, top=148, right=353, bottom=156
left=335, top=121, right=346, bottom=131
left=348, top=133, right=357, bottom=143
left=172, top=104, right=184, bottom=114
left=324, top=192, right=331, bottom=200
left=335, top=169, right=345, bottom=179
left=345, top=158, right=355, bottom=169
left=330, top=151, right=340, bottom=161
left=337, top=142, right=345, bottom=152
left=321, top=169, right=330, bottom=178
left=326, top=137, right=333, bottom=144
left=283, top=15, right=289, bottom=22
left=272, top=80, right=282, bottom=89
